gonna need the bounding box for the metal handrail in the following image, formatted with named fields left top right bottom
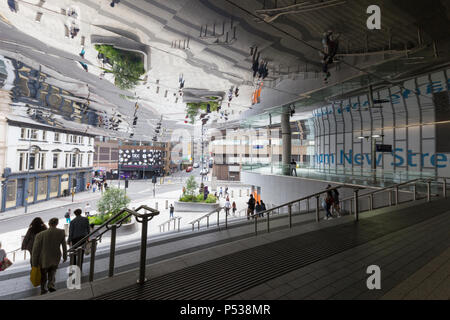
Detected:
left=338, top=178, right=435, bottom=204
left=67, top=204, right=159, bottom=285
left=6, top=248, right=27, bottom=262
left=158, top=216, right=182, bottom=232
left=188, top=206, right=226, bottom=231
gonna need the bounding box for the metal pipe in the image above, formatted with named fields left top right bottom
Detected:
left=217, top=210, right=220, bottom=227
left=354, top=189, right=359, bottom=221
left=89, top=239, right=97, bottom=282
left=315, top=196, right=320, bottom=222
left=389, top=190, right=392, bottom=206
left=288, top=205, right=292, bottom=228
left=225, top=209, right=228, bottom=229
left=207, top=216, right=209, bottom=228
left=427, top=181, right=431, bottom=202
left=254, top=215, right=257, bottom=236
left=395, top=186, right=399, bottom=205
left=178, top=218, right=181, bottom=232
left=413, top=184, right=417, bottom=201
left=139, top=216, right=148, bottom=284
left=443, top=179, right=447, bottom=198
left=369, top=194, right=374, bottom=211
left=108, top=225, right=117, bottom=278
left=77, top=248, right=83, bottom=272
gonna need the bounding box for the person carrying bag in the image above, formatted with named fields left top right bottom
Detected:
left=0, top=241, right=13, bottom=271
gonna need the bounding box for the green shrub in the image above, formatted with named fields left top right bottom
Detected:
left=205, top=194, right=217, bottom=203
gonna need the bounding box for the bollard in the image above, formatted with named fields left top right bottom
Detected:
left=165, top=200, right=168, bottom=210
left=178, top=218, right=181, bottom=232
left=427, top=181, right=431, bottom=202
left=231, top=190, right=234, bottom=198
left=239, top=189, right=242, bottom=197
left=247, top=189, right=249, bottom=196
left=443, top=179, right=447, bottom=198
left=155, top=202, right=158, bottom=210
left=413, top=184, right=417, bottom=201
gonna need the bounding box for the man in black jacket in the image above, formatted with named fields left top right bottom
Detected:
left=247, top=194, right=256, bottom=220
left=68, top=209, right=90, bottom=266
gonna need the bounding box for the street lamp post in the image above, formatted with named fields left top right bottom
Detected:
left=24, top=136, right=33, bottom=214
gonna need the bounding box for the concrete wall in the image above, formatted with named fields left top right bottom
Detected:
left=174, top=201, right=220, bottom=212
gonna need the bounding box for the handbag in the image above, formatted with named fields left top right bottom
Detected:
left=0, top=258, right=13, bottom=271
left=30, top=266, right=41, bottom=287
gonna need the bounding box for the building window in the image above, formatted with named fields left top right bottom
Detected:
left=54, top=133, right=60, bottom=142
left=88, top=154, right=91, bottom=166
left=66, top=134, right=70, bottom=143
left=30, top=129, right=38, bottom=140
left=38, top=178, right=47, bottom=197
left=50, top=177, right=58, bottom=194
left=42, top=131, right=47, bottom=141
left=38, top=153, right=45, bottom=170
left=78, top=136, right=83, bottom=144
left=19, top=153, right=25, bottom=171
left=6, top=180, right=17, bottom=205
left=53, top=153, right=58, bottom=169
left=71, top=154, right=76, bottom=167
left=21, top=128, right=26, bottom=139
left=29, top=153, right=36, bottom=170
left=65, top=154, right=69, bottom=168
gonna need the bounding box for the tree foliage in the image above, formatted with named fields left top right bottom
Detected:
left=185, top=98, right=221, bottom=124
left=95, top=45, right=146, bottom=90
left=184, top=175, right=198, bottom=196
left=97, top=186, right=131, bottom=217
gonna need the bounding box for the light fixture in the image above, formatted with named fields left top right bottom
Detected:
left=372, top=135, right=381, bottom=138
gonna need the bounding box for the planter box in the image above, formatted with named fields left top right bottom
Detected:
left=174, top=201, right=220, bottom=212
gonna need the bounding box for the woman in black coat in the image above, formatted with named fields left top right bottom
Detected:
left=21, top=217, right=47, bottom=264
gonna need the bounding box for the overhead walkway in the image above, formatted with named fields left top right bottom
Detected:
left=29, top=191, right=450, bottom=300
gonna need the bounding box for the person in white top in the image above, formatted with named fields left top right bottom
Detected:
left=0, top=241, right=6, bottom=262
left=85, top=203, right=91, bottom=217
left=224, top=197, right=231, bottom=216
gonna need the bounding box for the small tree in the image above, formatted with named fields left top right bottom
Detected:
left=184, top=176, right=198, bottom=197
left=97, top=187, right=130, bottom=217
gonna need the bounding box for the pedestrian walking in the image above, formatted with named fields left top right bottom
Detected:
left=324, top=185, right=334, bottom=220
left=247, top=194, right=256, bottom=220
left=21, top=218, right=47, bottom=265
left=332, top=188, right=341, bottom=217
left=67, top=209, right=90, bottom=266
left=170, top=204, right=174, bottom=218
left=79, top=47, right=85, bottom=58
left=260, top=200, right=267, bottom=217
left=290, top=158, right=297, bottom=176
left=225, top=197, right=231, bottom=216
left=252, top=47, right=260, bottom=78
left=84, top=203, right=91, bottom=217
left=255, top=201, right=263, bottom=217
left=225, top=186, right=229, bottom=196
left=64, top=209, right=71, bottom=224
left=31, top=218, right=67, bottom=294
left=219, top=187, right=223, bottom=198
